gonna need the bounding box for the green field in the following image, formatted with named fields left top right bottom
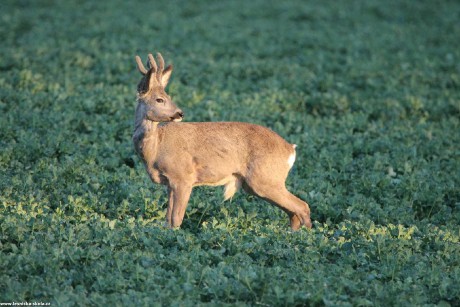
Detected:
left=1, top=0, right=459, bottom=305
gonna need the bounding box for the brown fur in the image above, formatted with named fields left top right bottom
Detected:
left=133, top=53, right=312, bottom=230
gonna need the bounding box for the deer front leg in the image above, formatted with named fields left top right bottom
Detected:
left=165, top=186, right=174, bottom=227
left=169, top=183, right=193, bottom=228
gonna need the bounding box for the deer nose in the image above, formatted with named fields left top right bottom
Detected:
left=171, top=110, right=184, bottom=121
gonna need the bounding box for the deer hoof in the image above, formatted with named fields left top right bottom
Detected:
left=290, top=215, right=302, bottom=231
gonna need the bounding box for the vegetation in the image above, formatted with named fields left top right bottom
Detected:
left=1, top=0, right=459, bottom=305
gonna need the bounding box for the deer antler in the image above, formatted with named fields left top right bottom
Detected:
left=135, top=55, right=148, bottom=75
left=147, top=53, right=166, bottom=83
left=148, top=54, right=157, bottom=72
left=135, top=53, right=169, bottom=85
left=156, top=53, right=165, bottom=75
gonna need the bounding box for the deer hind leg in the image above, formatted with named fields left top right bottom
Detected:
left=167, top=183, right=193, bottom=228
left=285, top=193, right=312, bottom=230
left=266, top=188, right=311, bottom=230
left=244, top=179, right=312, bottom=230
left=289, top=214, right=302, bottom=230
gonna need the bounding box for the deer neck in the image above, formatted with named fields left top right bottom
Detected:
left=133, top=102, right=160, bottom=163
left=134, top=100, right=160, bottom=130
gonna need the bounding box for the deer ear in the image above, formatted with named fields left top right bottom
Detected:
left=161, top=64, right=173, bottom=87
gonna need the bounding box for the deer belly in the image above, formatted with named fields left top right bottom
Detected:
left=194, top=168, right=235, bottom=187
left=194, top=176, right=235, bottom=187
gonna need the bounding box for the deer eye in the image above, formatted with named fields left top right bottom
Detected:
left=156, top=98, right=165, bottom=103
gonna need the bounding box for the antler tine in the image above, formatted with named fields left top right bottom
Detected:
left=135, top=55, right=148, bottom=75
left=156, top=52, right=165, bottom=76
left=148, top=53, right=157, bottom=72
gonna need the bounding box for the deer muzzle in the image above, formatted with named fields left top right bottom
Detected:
left=171, top=110, right=184, bottom=122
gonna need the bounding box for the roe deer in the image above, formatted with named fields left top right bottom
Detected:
left=132, top=53, right=312, bottom=230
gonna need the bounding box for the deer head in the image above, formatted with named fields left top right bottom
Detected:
left=135, top=53, right=184, bottom=122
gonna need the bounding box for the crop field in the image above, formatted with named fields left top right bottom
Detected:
left=1, top=0, right=459, bottom=305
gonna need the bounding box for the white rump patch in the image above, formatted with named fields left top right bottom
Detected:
left=288, top=150, right=296, bottom=169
